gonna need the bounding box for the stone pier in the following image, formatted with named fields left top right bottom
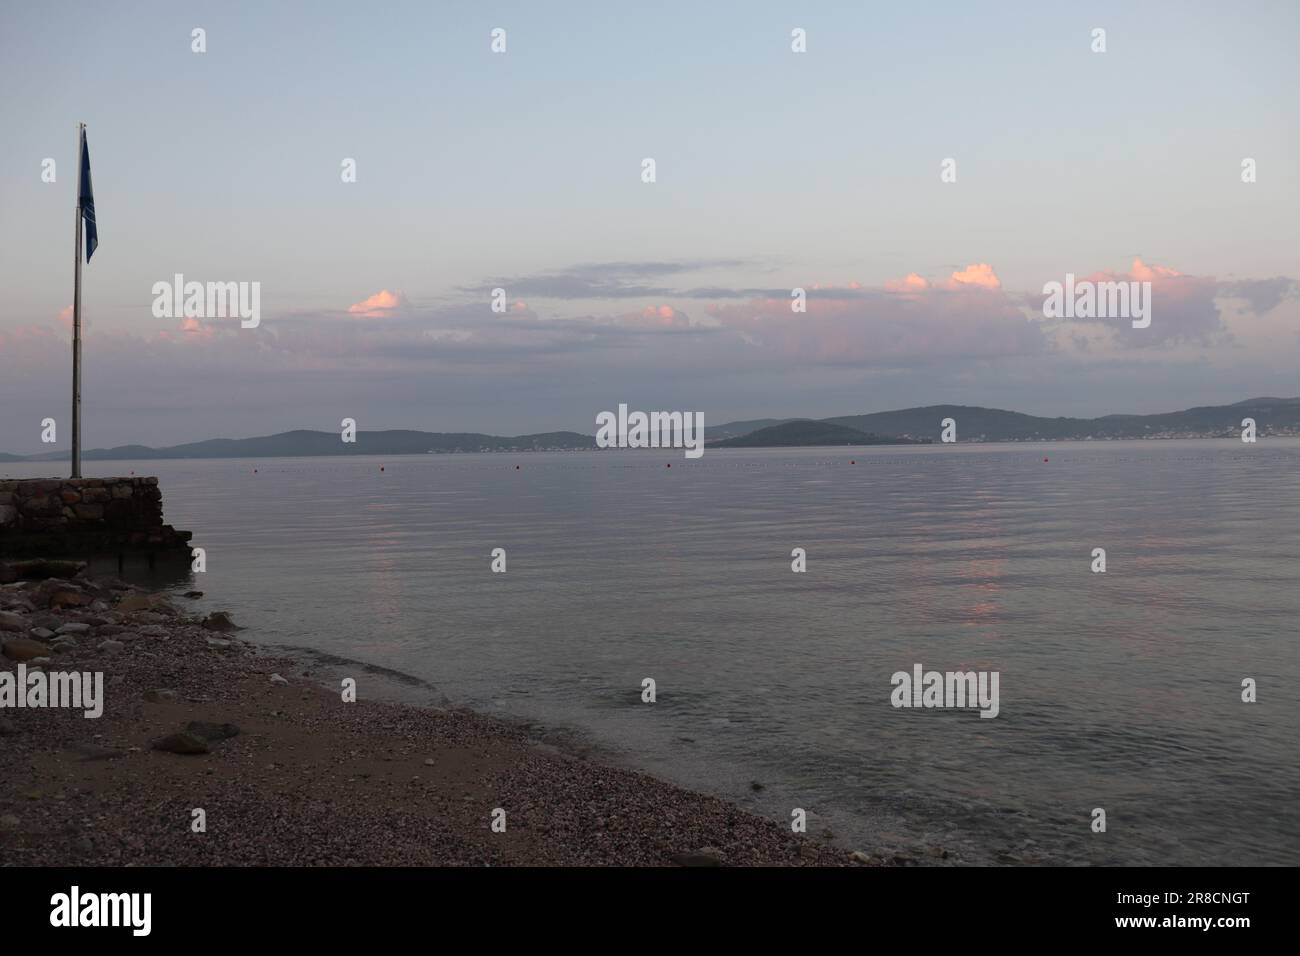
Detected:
left=0, top=477, right=193, bottom=570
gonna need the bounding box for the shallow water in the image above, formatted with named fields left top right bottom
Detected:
left=7, top=440, right=1298, bottom=864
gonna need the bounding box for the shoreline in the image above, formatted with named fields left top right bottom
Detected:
left=1, top=563, right=863, bottom=867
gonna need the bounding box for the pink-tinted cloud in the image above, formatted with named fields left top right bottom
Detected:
left=945, top=263, right=1001, bottom=290
left=1069, top=258, right=1222, bottom=347
left=885, top=272, right=930, bottom=293
left=632, top=304, right=688, bottom=327
left=708, top=268, right=1041, bottom=366
left=1130, top=257, right=1182, bottom=282
left=348, top=289, right=406, bottom=317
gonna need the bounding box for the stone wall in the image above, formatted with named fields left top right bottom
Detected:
left=0, top=477, right=192, bottom=559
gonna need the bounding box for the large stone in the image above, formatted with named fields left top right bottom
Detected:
left=0, top=611, right=27, bottom=633
left=151, top=732, right=210, bottom=755
left=116, top=593, right=158, bottom=613
left=202, top=611, right=242, bottom=632
left=2, top=637, right=51, bottom=661
left=671, top=848, right=725, bottom=867
left=185, top=721, right=240, bottom=742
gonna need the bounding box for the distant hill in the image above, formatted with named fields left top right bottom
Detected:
left=4, top=398, right=1298, bottom=461
left=713, top=397, right=1300, bottom=443
left=710, top=420, right=923, bottom=448
left=14, top=429, right=597, bottom=462
left=703, top=418, right=792, bottom=441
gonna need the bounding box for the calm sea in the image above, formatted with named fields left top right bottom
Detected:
left=7, top=440, right=1298, bottom=865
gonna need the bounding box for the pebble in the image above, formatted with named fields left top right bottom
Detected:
left=270, top=673, right=289, bottom=685
left=185, top=721, right=240, bottom=742
left=97, top=639, right=126, bottom=654
left=151, top=732, right=210, bottom=755
left=2, top=637, right=51, bottom=661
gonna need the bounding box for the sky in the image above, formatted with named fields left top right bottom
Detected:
left=1, top=0, right=1298, bottom=453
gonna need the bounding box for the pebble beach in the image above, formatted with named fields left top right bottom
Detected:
left=0, top=560, right=863, bottom=867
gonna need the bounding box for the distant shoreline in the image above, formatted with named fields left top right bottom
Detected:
left=5, top=431, right=1300, bottom=468
left=4, top=396, right=1297, bottom=461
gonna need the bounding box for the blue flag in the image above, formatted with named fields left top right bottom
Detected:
left=79, top=128, right=97, bottom=263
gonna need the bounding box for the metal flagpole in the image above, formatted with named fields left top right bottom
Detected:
left=72, top=122, right=83, bottom=479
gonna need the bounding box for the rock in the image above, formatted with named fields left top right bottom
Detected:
left=185, top=721, right=240, bottom=742
left=2, top=637, right=51, bottom=661
left=97, top=639, right=126, bottom=654
left=151, top=732, right=210, bottom=755
left=143, top=688, right=177, bottom=703
left=849, top=850, right=873, bottom=864
left=55, top=622, right=91, bottom=635
left=70, top=743, right=125, bottom=762
left=423, top=758, right=436, bottom=766
left=28, top=656, right=52, bottom=667
left=49, top=590, right=92, bottom=608
left=0, top=814, right=19, bottom=830
left=0, top=611, right=27, bottom=632
left=269, top=673, right=289, bottom=685
left=202, top=611, right=242, bottom=632
left=750, top=780, right=765, bottom=792
left=29, top=627, right=56, bottom=640
left=1, top=559, right=86, bottom=581
left=205, top=637, right=234, bottom=650
left=799, top=845, right=820, bottom=859
left=183, top=591, right=204, bottom=599
left=115, top=593, right=156, bottom=613
left=671, top=848, right=725, bottom=867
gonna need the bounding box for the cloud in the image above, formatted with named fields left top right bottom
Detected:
left=885, top=273, right=930, bottom=293
left=1218, top=277, right=1298, bottom=316
left=1058, top=258, right=1224, bottom=348
left=348, top=289, right=407, bottom=317
left=464, top=259, right=752, bottom=300
left=707, top=269, right=1043, bottom=367
left=945, top=263, right=1001, bottom=290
